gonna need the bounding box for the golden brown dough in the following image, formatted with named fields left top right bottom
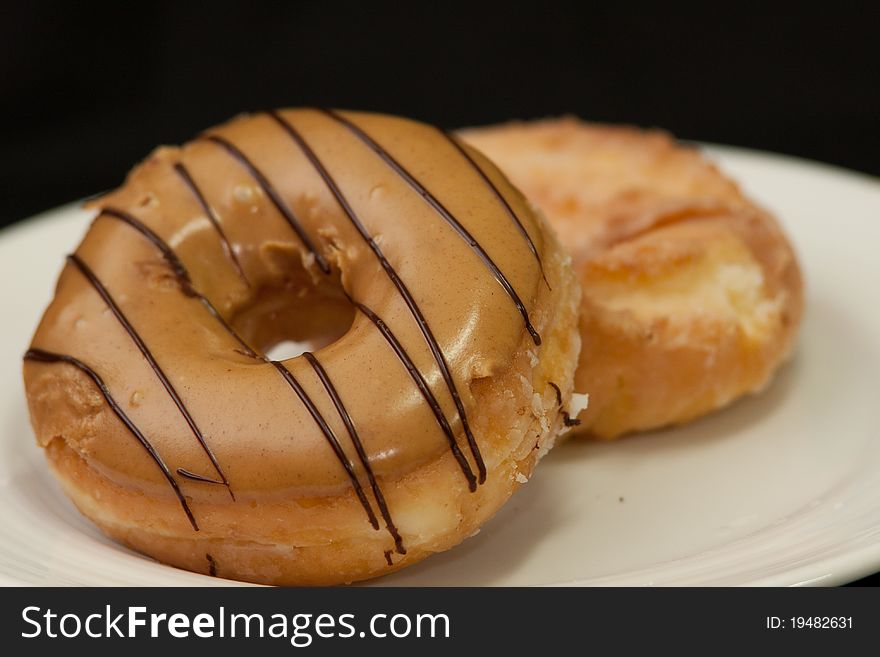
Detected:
left=23, top=110, right=582, bottom=584
left=462, top=118, right=803, bottom=438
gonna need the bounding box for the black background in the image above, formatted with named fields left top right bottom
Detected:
left=1, top=2, right=878, bottom=585
left=2, top=2, right=878, bottom=226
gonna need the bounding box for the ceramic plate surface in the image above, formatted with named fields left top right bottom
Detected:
left=1, top=146, right=878, bottom=586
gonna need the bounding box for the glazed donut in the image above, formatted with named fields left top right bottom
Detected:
left=462, top=118, right=803, bottom=438
left=23, top=109, right=582, bottom=585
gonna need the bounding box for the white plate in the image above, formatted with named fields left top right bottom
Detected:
left=1, top=146, right=879, bottom=587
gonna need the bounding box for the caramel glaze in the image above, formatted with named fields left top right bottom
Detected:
left=317, top=109, right=542, bottom=346
left=348, top=298, right=478, bottom=491
left=97, top=206, right=258, bottom=359
left=23, top=348, right=199, bottom=530
left=440, top=130, right=549, bottom=288
left=303, top=351, right=405, bottom=555
left=24, top=109, right=549, bottom=557
left=203, top=133, right=331, bottom=274
left=66, top=252, right=235, bottom=500
left=173, top=162, right=250, bottom=286
left=262, top=110, right=489, bottom=484
left=270, top=359, right=381, bottom=531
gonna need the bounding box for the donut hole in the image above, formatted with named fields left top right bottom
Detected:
left=265, top=339, right=312, bottom=362
left=229, top=259, right=355, bottom=359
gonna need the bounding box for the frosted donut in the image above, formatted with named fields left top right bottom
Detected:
left=462, top=118, right=803, bottom=438
left=23, top=109, right=581, bottom=585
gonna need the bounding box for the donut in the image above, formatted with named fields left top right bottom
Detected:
left=462, top=118, right=803, bottom=438
left=23, top=109, right=582, bottom=585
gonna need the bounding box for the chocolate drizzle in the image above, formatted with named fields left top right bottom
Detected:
left=24, top=348, right=199, bottom=531
left=266, top=110, right=488, bottom=485
left=177, top=468, right=225, bottom=485
left=206, top=553, right=218, bottom=576
left=66, top=252, right=235, bottom=500
left=442, top=131, right=549, bottom=289
left=172, top=162, right=250, bottom=286
left=202, top=134, right=331, bottom=274
left=95, top=205, right=408, bottom=546
left=269, top=359, right=380, bottom=530
left=349, top=299, right=478, bottom=492
left=548, top=382, right=581, bottom=427
left=99, top=207, right=192, bottom=290
left=98, top=207, right=258, bottom=359
left=316, top=108, right=542, bottom=346
left=303, top=351, right=405, bottom=554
